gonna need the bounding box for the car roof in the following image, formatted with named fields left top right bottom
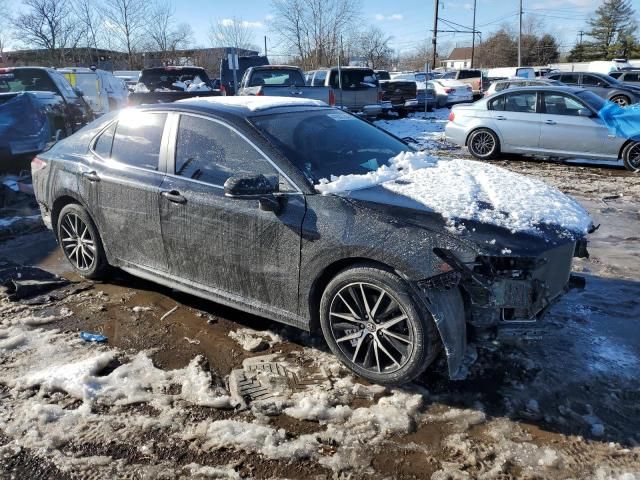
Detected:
left=491, top=85, right=585, bottom=94
left=143, top=96, right=330, bottom=119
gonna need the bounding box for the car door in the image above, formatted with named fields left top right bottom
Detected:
left=538, top=92, right=619, bottom=159
left=78, top=111, right=170, bottom=271
left=581, top=73, right=616, bottom=100
left=158, top=112, right=306, bottom=313
left=488, top=91, right=542, bottom=152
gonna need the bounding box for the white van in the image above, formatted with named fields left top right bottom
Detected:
left=486, top=67, right=535, bottom=79
left=588, top=59, right=632, bottom=74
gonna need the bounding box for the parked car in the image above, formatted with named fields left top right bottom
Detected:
left=59, top=67, right=128, bottom=115
left=237, top=65, right=308, bottom=96
left=534, top=68, right=558, bottom=77
left=0, top=67, right=92, bottom=158
left=588, top=59, right=633, bottom=75
left=484, top=78, right=564, bottom=97
left=129, top=66, right=223, bottom=106
left=438, top=69, right=483, bottom=98
left=487, top=67, right=536, bottom=80
left=609, top=70, right=640, bottom=85
left=32, top=96, right=591, bottom=384
left=546, top=71, right=640, bottom=106
left=445, top=86, right=640, bottom=171
left=114, top=70, right=141, bottom=92
left=374, top=70, right=419, bottom=116
left=429, top=79, right=473, bottom=107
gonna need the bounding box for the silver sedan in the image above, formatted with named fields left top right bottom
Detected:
left=445, top=86, right=640, bottom=172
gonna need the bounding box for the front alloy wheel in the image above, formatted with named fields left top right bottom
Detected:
left=622, top=141, right=640, bottom=172
left=320, top=265, right=441, bottom=385
left=328, top=282, right=415, bottom=374
left=611, top=95, right=630, bottom=107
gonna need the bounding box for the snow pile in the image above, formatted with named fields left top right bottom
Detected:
left=375, top=110, right=451, bottom=150
left=228, top=327, right=282, bottom=352
left=316, top=150, right=592, bottom=236
left=179, top=95, right=327, bottom=111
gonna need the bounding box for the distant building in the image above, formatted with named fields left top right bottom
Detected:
left=442, top=47, right=473, bottom=69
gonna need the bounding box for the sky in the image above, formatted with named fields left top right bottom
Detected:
left=6, top=0, right=640, bottom=57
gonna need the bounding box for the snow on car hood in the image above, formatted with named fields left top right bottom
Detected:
left=315, top=151, right=593, bottom=236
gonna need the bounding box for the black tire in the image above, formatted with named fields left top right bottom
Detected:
left=319, top=264, right=440, bottom=385
left=398, top=109, right=408, bottom=118
left=467, top=128, right=500, bottom=160
left=56, top=203, right=108, bottom=279
left=622, top=141, right=640, bottom=172
left=611, top=95, right=630, bottom=107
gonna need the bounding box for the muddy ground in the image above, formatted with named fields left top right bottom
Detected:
left=0, top=113, right=638, bottom=479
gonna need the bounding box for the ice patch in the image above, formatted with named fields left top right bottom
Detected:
left=316, top=150, right=592, bottom=236
left=228, top=328, right=282, bottom=352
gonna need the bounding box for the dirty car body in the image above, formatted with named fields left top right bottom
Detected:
left=32, top=96, right=590, bottom=384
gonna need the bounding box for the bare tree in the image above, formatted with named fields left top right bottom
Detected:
left=15, top=0, right=85, bottom=64
left=354, top=26, right=393, bottom=69
left=210, top=17, right=258, bottom=51
left=0, top=0, right=9, bottom=62
left=104, top=0, right=148, bottom=68
left=147, top=0, right=193, bottom=56
left=270, top=0, right=361, bottom=69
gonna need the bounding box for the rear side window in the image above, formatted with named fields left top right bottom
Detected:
left=93, top=123, right=116, bottom=158
left=494, top=82, right=509, bottom=92
left=559, top=74, right=580, bottom=84
left=174, top=115, right=278, bottom=186
left=111, top=112, right=167, bottom=170
left=623, top=73, right=639, bottom=82
left=503, top=92, right=537, bottom=113
left=581, top=75, right=602, bottom=86
left=609, top=72, right=623, bottom=79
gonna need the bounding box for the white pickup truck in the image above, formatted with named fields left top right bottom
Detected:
left=237, top=65, right=390, bottom=118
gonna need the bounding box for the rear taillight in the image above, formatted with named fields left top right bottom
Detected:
left=445, top=87, right=455, bottom=93
left=329, top=89, right=335, bottom=106
left=32, top=156, right=47, bottom=173
left=256, top=87, right=264, bottom=96
left=220, top=85, right=227, bottom=96
left=448, top=111, right=455, bottom=122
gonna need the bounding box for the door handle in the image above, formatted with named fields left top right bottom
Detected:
left=545, top=119, right=556, bottom=125
left=495, top=115, right=506, bottom=120
left=82, top=171, right=100, bottom=182
left=161, top=190, right=187, bottom=204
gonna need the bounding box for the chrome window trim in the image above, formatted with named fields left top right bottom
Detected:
left=88, top=110, right=172, bottom=176
left=168, top=111, right=303, bottom=194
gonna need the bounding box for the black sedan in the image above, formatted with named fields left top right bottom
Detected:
left=32, top=97, right=591, bottom=385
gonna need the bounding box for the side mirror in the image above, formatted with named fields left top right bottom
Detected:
left=74, top=87, right=85, bottom=97
left=577, top=108, right=592, bottom=117
left=223, top=174, right=281, bottom=212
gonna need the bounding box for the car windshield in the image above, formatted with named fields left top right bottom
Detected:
left=576, top=90, right=607, bottom=110
left=0, top=69, right=58, bottom=93
left=376, top=71, right=391, bottom=80
left=251, top=109, right=409, bottom=184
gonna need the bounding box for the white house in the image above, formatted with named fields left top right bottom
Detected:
left=442, top=47, right=473, bottom=70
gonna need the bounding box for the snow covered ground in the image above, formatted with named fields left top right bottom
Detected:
left=0, top=109, right=638, bottom=479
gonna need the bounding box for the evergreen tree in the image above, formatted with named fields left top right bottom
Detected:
left=583, top=0, right=638, bottom=60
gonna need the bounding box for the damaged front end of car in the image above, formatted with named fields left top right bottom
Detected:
left=417, top=233, right=590, bottom=379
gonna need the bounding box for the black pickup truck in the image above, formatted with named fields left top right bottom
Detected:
left=128, top=66, right=223, bottom=106
left=374, top=70, right=418, bottom=117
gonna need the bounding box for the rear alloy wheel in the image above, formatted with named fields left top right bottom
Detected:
left=57, top=204, right=108, bottom=279
left=611, top=95, right=630, bottom=107
left=622, top=141, right=640, bottom=172
left=467, top=128, right=500, bottom=159
left=320, top=265, right=440, bottom=385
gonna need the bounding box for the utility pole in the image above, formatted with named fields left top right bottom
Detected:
left=432, top=0, right=439, bottom=69
left=518, top=0, right=523, bottom=66
left=470, top=0, right=477, bottom=68
left=264, top=36, right=268, bottom=57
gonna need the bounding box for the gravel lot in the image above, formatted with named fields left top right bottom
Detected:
left=0, top=110, right=638, bottom=479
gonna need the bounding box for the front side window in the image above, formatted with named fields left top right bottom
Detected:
left=559, top=74, right=579, bottom=84
left=174, top=115, right=279, bottom=186
left=543, top=94, right=586, bottom=115
left=503, top=92, right=537, bottom=113
left=581, top=74, right=602, bottom=86
left=488, top=95, right=505, bottom=111
left=110, top=112, right=167, bottom=170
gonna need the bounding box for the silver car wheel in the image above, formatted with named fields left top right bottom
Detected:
left=470, top=131, right=495, bottom=156
left=60, top=212, right=96, bottom=270
left=329, top=282, right=415, bottom=374
left=612, top=96, right=630, bottom=107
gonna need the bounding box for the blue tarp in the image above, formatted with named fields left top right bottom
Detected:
left=0, top=92, right=50, bottom=156
left=598, top=102, right=640, bottom=141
